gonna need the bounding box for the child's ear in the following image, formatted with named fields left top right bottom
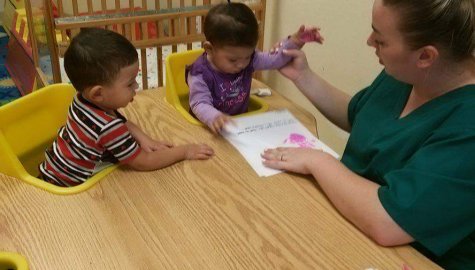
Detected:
left=84, top=85, right=104, bottom=103
left=204, top=41, right=213, bottom=54
left=416, top=45, right=439, bottom=69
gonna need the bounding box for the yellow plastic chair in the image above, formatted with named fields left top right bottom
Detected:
left=165, top=49, right=268, bottom=125
left=0, top=252, right=29, bottom=270
left=0, top=84, right=117, bottom=195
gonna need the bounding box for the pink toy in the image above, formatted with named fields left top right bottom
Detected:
left=299, top=28, right=324, bottom=44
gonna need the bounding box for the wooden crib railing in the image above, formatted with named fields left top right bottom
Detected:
left=44, top=0, right=266, bottom=90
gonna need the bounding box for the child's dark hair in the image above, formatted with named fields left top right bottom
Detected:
left=64, top=28, right=138, bottom=92
left=204, top=2, right=259, bottom=48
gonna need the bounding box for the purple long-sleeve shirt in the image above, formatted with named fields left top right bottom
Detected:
left=186, top=38, right=300, bottom=127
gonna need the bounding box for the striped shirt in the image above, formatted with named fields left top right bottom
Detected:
left=39, top=94, right=141, bottom=187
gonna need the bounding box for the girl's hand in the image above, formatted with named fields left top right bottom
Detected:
left=184, top=143, right=214, bottom=160
left=270, top=25, right=324, bottom=54
left=261, top=147, right=329, bottom=175
left=290, top=25, right=324, bottom=47
left=210, top=114, right=233, bottom=134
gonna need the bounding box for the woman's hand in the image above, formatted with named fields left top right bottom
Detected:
left=278, top=49, right=312, bottom=83
left=261, top=147, right=331, bottom=175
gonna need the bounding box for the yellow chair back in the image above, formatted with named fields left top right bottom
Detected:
left=0, top=84, right=117, bottom=194
left=0, top=252, right=29, bottom=270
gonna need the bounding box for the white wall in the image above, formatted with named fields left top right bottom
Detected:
left=262, top=0, right=381, bottom=154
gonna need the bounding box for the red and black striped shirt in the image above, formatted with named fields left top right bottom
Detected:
left=39, top=94, right=141, bottom=187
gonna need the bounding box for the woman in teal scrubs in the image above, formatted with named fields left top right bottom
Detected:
left=261, top=0, right=475, bottom=269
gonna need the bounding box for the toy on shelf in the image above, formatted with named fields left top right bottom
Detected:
left=4, top=33, right=35, bottom=96
left=4, top=0, right=35, bottom=95
left=11, top=8, right=32, bottom=57
left=2, top=0, right=59, bottom=95
left=2, top=0, right=17, bottom=35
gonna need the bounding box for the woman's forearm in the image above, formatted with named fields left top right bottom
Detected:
left=307, top=154, right=413, bottom=246
left=294, top=70, right=352, bottom=132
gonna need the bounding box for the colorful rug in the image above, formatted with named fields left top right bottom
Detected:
left=0, top=26, right=21, bottom=106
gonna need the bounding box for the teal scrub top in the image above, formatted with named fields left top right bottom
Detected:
left=342, top=70, right=475, bottom=270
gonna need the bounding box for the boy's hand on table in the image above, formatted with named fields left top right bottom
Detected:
left=140, top=138, right=174, bottom=152
left=184, top=144, right=214, bottom=160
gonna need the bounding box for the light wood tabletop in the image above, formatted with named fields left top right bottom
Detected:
left=0, top=81, right=440, bottom=269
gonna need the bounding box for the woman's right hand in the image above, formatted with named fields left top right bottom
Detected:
left=261, top=147, right=331, bottom=175
left=278, top=49, right=312, bottom=83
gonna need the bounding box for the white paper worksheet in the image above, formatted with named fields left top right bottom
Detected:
left=222, top=109, right=339, bottom=177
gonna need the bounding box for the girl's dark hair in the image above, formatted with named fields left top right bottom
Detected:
left=204, top=2, right=259, bottom=48
left=64, top=28, right=138, bottom=92
left=383, top=0, right=475, bottom=61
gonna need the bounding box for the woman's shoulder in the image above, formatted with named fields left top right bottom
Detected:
left=446, top=84, right=475, bottom=107
left=436, top=85, right=475, bottom=130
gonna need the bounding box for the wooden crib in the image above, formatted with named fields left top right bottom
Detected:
left=38, top=0, right=267, bottom=90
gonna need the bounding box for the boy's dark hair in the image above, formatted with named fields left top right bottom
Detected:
left=204, top=2, right=259, bottom=48
left=64, top=28, right=138, bottom=92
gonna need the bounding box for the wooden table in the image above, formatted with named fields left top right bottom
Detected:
left=0, top=82, right=440, bottom=269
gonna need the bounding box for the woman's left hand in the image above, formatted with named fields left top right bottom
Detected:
left=261, top=147, right=328, bottom=175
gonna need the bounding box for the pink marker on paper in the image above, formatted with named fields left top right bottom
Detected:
left=283, top=133, right=316, bottom=148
